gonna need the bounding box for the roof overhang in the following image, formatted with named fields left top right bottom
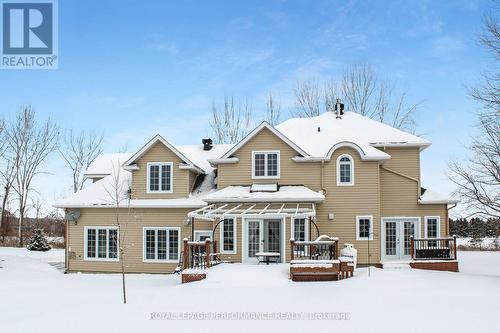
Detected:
left=218, top=121, right=310, bottom=161
left=123, top=134, right=206, bottom=174
left=188, top=202, right=317, bottom=221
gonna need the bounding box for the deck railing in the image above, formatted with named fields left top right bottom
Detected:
left=181, top=238, right=219, bottom=270
left=410, top=236, right=457, bottom=260
left=290, top=238, right=339, bottom=261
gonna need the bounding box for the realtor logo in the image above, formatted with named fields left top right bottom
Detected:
left=1, top=0, right=58, bottom=69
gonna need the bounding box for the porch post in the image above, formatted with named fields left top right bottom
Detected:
left=410, top=236, right=414, bottom=259
left=205, top=239, right=211, bottom=268
left=290, top=239, right=295, bottom=261
left=183, top=239, right=189, bottom=270
left=453, top=235, right=457, bottom=260
left=191, top=217, right=195, bottom=240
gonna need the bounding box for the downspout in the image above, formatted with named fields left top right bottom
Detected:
left=321, top=160, right=327, bottom=195
left=446, top=203, right=457, bottom=236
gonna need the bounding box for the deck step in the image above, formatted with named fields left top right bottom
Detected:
left=382, top=262, right=411, bottom=269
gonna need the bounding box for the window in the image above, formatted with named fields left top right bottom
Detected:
left=252, top=151, right=280, bottom=179
left=292, top=218, right=309, bottom=254
left=220, top=218, right=236, bottom=254
left=292, top=218, right=307, bottom=242
left=147, top=162, right=173, bottom=193
left=143, top=228, right=179, bottom=262
left=84, top=227, right=119, bottom=261
left=194, top=230, right=212, bottom=242
left=337, top=154, right=354, bottom=186
left=425, top=216, right=440, bottom=239
left=356, top=216, right=373, bottom=240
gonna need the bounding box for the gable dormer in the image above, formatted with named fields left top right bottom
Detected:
left=123, top=135, right=205, bottom=199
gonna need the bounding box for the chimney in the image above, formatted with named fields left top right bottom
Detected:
left=202, top=138, right=213, bottom=151
left=334, top=98, right=344, bottom=118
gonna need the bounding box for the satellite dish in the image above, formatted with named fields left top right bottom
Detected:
left=65, top=209, right=81, bottom=222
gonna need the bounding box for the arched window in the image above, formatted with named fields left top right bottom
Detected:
left=337, top=154, right=354, bottom=186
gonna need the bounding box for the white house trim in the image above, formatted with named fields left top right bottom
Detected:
left=146, top=162, right=173, bottom=194
left=142, top=227, right=181, bottom=263
left=219, top=121, right=309, bottom=160
left=355, top=215, right=373, bottom=240
left=336, top=154, right=354, bottom=186
left=220, top=217, right=237, bottom=255
left=83, top=226, right=119, bottom=262
left=251, top=150, right=281, bottom=179
left=123, top=134, right=205, bottom=174
left=424, top=216, right=441, bottom=238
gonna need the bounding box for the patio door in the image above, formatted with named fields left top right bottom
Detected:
left=245, top=220, right=263, bottom=263
left=381, top=218, right=420, bottom=261
left=244, top=219, right=282, bottom=263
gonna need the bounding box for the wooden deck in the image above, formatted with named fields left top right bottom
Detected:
left=289, top=238, right=354, bottom=282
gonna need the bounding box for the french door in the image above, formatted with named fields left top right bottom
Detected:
left=381, top=218, right=420, bottom=261
left=244, top=219, right=282, bottom=263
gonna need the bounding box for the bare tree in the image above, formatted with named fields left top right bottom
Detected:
left=293, top=64, right=420, bottom=132
left=30, top=195, right=45, bottom=223
left=59, top=130, right=103, bottom=193
left=265, top=93, right=281, bottom=126
left=341, top=64, right=378, bottom=118
left=104, top=160, right=131, bottom=304
left=209, top=96, right=252, bottom=144
left=5, top=106, right=59, bottom=247
left=0, top=160, right=15, bottom=238
left=293, top=80, right=321, bottom=117
left=450, top=5, right=500, bottom=219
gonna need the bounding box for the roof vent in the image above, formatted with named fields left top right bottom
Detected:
left=334, top=98, right=344, bottom=118
left=202, top=138, right=213, bottom=151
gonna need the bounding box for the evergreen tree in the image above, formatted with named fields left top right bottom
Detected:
left=26, top=228, right=51, bottom=251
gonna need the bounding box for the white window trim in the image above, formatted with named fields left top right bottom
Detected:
left=146, top=162, right=173, bottom=194
left=291, top=217, right=309, bottom=242
left=142, top=227, right=180, bottom=263
left=194, top=230, right=213, bottom=242
left=84, top=226, right=119, bottom=262
left=424, top=216, right=441, bottom=238
left=251, top=151, right=280, bottom=179
left=220, top=217, right=237, bottom=254
left=356, top=215, right=373, bottom=240
left=336, top=154, right=354, bottom=186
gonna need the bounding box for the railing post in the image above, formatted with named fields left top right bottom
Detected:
left=410, top=236, right=414, bottom=259
left=205, top=239, right=211, bottom=268
left=290, top=240, right=295, bottom=261
left=335, top=240, right=339, bottom=259
left=213, top=239, right=218, bottom=254
left=453, top=235, right=457, bottom=260
left=183, top=238, right=189, bottom=270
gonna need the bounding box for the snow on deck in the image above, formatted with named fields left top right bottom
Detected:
left=1, top=248, right=499, bottom=333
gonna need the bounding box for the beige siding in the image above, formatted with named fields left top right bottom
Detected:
left=131, top=142, right=190, bottom=199
left=67, top=208, right=192, bottom=273
left=380, top=168, right=447, bottom=237
left=379, top=147, right=421, bottom=182
left=218, top=127, right=321, bottom=188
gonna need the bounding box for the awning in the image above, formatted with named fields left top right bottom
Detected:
left=188, top=202, right=317, bottom=221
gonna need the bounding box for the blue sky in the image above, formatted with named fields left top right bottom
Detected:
left=0, top=0, right=493, bottom=215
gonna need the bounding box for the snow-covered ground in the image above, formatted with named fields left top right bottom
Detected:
left=1, top=248, right=499, bottom=333
left=457, top=237, right=499, bottom=250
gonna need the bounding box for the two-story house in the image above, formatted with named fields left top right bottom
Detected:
left=55, top=106, right=458, bottom=273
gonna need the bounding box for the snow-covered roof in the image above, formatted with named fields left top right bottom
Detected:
left=84, top=153, right=133, bottom=178
left=275, top=111, right=430, bottom=160
left=54, top=170, right=207, bottom=209
left=218, top=122, right=309, bottom=160
left=419, top=188, right=459, bottom=205
left=176, top=143, right=233, bottom=173
left=203, top=185, right=325, bottom=203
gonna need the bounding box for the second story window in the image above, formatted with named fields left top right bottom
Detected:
left=337, top=154, right=354, bottom=186
left=252, top=151, right=280, bottom=179
left=147, top=162, right=173, bottom=193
